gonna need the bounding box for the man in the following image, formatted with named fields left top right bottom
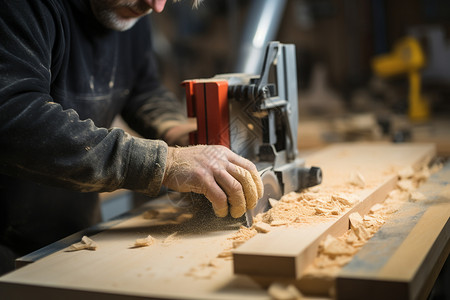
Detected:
left=0, top=0, right=263, bottom=275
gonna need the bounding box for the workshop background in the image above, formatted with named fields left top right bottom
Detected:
left=107, top=0, right=450, bottom=221
left=147, top=0, right=450, bottom=152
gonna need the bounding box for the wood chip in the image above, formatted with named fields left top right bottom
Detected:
left=66, top=236, right=97, bottom=252
left=398, top=166, right=415, bottom=179
left=217, top=250, right=232, bottom=258
left=162, top=232, right=179, bottom=245
left=397, top=179, right=415, bottom=192
left=349, top=212, right=364, bottom=229
left=269, top=198, right=280, bottom=208
left=321, top=235, right=356, bottom=256
left=271, top=220, right=289, bottom=226
left=331, top=194, right=357, bottom=206
left=253, top=222, right=272, bottom=233
left=410, top=191, right=426, bottom=202
left=268, top=282, right=303, bottom=300
left=348, top=171, right=366, bottom=188
left=369, top=203, right=383, bottom=214
left=133, top=235, right=156, bottom=248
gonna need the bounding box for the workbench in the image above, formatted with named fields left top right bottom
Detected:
left=0, top=143, right=448, bottom=300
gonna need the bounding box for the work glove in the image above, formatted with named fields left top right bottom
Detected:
left=162, top=145, right=264, bottom=218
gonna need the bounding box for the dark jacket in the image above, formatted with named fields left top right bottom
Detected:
left=0, top=0, right=186, bottom=262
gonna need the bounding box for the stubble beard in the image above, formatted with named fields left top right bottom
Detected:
left=90, top=0, right=152, bottom=32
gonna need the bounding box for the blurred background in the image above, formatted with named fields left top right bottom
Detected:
left=105, top=0, right=450, bottom=220
left=148, top=0, right=450, bottom=153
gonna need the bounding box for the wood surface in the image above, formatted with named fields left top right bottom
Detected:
left=336, top=161, right=450, bottom=300
left=233, top=143, right=436, bottom=278
left=0, top=143, right=437, bottom=299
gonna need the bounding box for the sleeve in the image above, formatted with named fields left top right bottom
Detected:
left=120, top=17, right=188, bottom=140
left=0, top=0, right=167, bottom=196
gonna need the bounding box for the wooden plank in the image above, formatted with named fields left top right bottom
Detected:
left=0, top=196, right=271, bottom=300
left=336, top=162, right=450, bottom=300
left=233, top=143, right=436, bottom=278
left=0, top=143, right=436, bottom=299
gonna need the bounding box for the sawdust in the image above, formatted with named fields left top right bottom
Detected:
left=142, top=207, right=193, bottom=225
left=253, top=191, right=358, bottom=227
left=65, top=236, right=97, bottom=252
left=217, top=226, right=258, bottom=258
left=213, top=161, right=439, bottom=293
left=303, top=163, right=438, bottom=279
left=215, top=161, right=438, bottom=265
left=215, top=182, right=361, bottom=259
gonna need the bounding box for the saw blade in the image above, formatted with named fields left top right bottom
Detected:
left=245, top=168, right=282, bottom=227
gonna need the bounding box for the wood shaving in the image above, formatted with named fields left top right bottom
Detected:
left=410, top=191, right=426, bottom=202
left=304, top=164, right=435, bottom=287
left=348, top=212, right=364, bottom=229
left=321, top=235, right=357, bottom=256
left=397, top=179, right=415, bottom=192
left=253, top=191, right=355, bottom=227
left=369, top=203, right=383, bottom=213
left=347, top=171, right=366, bottom=188
left=397, top=166, right=415, bottom=179
left=133, top=235, right=156, bottom=248
left=217, top=250, right=232, bottom=259
left=162, top=232, right=179, bottom=246
left=66, top=236, right=97, bottom=252
left=269, top=198, right=280, bottom=208
left=268, top=282, right=304, bottom=300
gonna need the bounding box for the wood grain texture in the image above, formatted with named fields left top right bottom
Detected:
left=233, top=143, right=436, bottom=278
left=336, top=161, right=450, bottom=300
left=0, top=143, right=437, bottom=300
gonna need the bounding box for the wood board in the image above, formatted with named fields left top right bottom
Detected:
left=0, top=143, right=437, bottom=299
left=335, top=161, right=450, bottom=300
left=233, top=143, right=436, bottom=278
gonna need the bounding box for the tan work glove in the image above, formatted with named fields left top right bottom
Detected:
left=162, top=145, right=264, bottom=218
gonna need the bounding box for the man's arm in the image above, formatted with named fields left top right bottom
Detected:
left=119, top=16, right=194, bottom=146
left=0, top=0, right=167, bottom=196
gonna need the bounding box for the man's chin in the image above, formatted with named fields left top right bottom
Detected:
left=100, top=15, right=140, bottom=31
left=110, top=18, right=140, bottom=31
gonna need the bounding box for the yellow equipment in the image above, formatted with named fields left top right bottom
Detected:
left=372, top=37, right=429, bottom=121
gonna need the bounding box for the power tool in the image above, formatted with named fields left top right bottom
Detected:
left=182, top=41, right=322, bottom=226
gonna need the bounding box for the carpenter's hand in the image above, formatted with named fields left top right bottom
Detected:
left=163, top=118, right=197, bottom=146
left=162, top=145, right=264, bottom=218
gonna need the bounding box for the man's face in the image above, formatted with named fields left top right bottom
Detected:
left=90, top=0, right=167, bottom=31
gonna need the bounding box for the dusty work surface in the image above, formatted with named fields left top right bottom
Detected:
left=336, top=161, right=450, bottom=300
left=0, top=143, right=439, bottom=300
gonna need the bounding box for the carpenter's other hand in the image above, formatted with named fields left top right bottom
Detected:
left=163, top=118, right=197, bottom=146
left=162, top=145, right=264, bottom=218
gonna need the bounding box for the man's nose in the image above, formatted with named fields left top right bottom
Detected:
left=144, top=0, right=167, bottom=13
